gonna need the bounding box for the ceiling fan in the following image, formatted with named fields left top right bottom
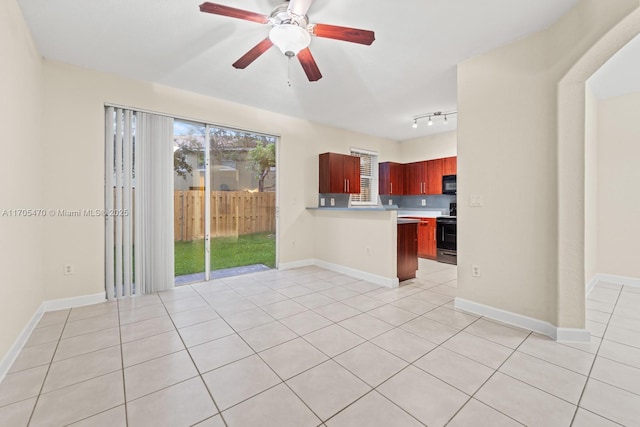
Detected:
left=199, top=0, right=375, bottom=82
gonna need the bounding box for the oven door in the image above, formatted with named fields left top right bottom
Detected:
left=436, top=220, right=456, bottom=251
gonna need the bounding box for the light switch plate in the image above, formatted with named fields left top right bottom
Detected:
left=470, top=195, right=483, bottom=207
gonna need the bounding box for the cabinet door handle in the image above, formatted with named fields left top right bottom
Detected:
left=434, top=229, right=436, bottom=240
left=347, top=179, right=350, bottom=192
left=344, top=179, right=346, bottom=192
left=390, top=183, right=393, bottom=194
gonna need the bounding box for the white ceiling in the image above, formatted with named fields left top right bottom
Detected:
left=18, top=0, right=581, bottom=141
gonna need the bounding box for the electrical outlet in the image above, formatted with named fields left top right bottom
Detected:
left=472, top=265, right=481, bottom=278
left=320, top=198, right=325, bottom=206
left=63, top=264, right=74, bottom=275
left=388, top=199, right=393, bottom=206
left=421, top=199, right=426, bottom=206
left=366, top=247, right=372, bottom=255
left=330, top=198, right=335, bottom=206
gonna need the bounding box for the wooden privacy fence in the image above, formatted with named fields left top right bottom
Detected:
left=174, top=191, right=276, bottom=241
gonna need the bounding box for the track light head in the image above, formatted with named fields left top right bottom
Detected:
left=412, top=119, right=418, bottom=129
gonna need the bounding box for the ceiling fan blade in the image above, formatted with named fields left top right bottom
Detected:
left=232, top=38, right=274, bottom=69
left=199, top=2, right=269, bottom=24
left=288, top=0, right=314, bottom=17
left=311, top=23, right=375, bottom=45
left=297, top=48, right=322, bottom=81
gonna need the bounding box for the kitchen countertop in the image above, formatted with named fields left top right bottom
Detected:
left=397, top=218, right=420, bottom=224
left=397, top=209, right=447, bottom=218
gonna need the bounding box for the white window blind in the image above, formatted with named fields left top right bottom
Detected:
left=350, top=148, right=378, bottom=205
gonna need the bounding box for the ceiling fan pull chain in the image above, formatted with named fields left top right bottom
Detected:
left=287, top=55, right=292, bottom=87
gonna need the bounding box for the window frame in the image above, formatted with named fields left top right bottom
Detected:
left=350, top=147, right=379, bottom=206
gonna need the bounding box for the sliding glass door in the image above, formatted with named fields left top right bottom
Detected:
left=173, top=120, right=277, bottom=285
left=173, top=121, right=207, bottom=285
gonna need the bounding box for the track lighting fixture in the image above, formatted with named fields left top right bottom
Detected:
left=411, top=111, right=457, bottom=128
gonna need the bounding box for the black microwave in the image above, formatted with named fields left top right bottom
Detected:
left=442, top=175, right=457, bottom=194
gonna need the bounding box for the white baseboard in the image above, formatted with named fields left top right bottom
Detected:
left=312, top=259, right=399, bottom=288
left=455, top=298, right=591, bottom=343
left=278, top=259, right=315, bottom=270
left=43, top=292, right=106, bottom=311
left=0, top=292, right=106, bottom=383
left=279, top=258, right=399, bottom=288
left=0, top=305, right=45, bottom=382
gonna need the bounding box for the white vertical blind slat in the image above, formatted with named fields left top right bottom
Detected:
left=105, top=107, right=115, bottom=300
left=122, top=110, right=133, bottom=297
left=115, top=109, right=124, bottom=299
left=134, top=113, right=144, bottom=296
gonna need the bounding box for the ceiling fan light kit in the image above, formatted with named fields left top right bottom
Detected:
left=199, top=0, right=375, bottom=82
left=269, top=24, right=311, bottom=56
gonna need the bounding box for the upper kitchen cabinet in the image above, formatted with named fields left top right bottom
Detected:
left=379, top=162, right=404, bottom=195
left=404, top=161, right=427, bottom=195
left=319, top=152, right=361, bottom=194
left=426, top=159, right=443, bottom=195
left=443, top=156, right=457, bottom=175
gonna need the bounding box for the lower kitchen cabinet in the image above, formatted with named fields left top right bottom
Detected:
left=397, top=222, right=418, bottom=281
left=408, top=217, right=437, bottom=259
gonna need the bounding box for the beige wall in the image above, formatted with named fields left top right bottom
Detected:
left=396, top=131, right=457, bottom=164
left=40, top=61, right=398, bottom=301
left=584, top=86, right=599, bottom=283
left=457, top=0, right=639, bottom=327
left=596, top=92, right=640, bottom=278
left=311, top=210, right=397, bottom=283
left=0, top=0, right=44, bottom=360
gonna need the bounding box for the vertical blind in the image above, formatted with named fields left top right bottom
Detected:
left=105, top=107, right=175, bottom=299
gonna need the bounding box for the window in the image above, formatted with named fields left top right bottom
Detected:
left=350, top=148, right=378, bottom=205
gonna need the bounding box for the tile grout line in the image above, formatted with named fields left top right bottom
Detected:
left=570, top=283, right=627, bottom=426
left=441, top=329, right=533, bottom=426
left=116, top=297, right=130, bottom=427
left=160, top=286, right=229, bottom=427
left=25, top=308, right=72, bottom=427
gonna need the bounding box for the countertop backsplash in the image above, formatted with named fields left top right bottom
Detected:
left=316, top=193, right=456, bottom=215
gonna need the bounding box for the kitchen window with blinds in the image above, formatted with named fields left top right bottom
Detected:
left=350, top=148, right=378, bottom=205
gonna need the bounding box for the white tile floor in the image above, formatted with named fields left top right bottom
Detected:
left=1, top=260, right=639, bottom=426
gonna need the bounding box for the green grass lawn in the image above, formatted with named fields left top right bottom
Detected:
left=174, top=232, right=275, bottom=276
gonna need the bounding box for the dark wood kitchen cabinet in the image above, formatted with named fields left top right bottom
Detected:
left=407, top=217, right=437, bottom=259
left=319, top=153, right=361, bottom=194
left=426, top=159, right=443, bottom=195
left=397, top=222, right=418, bottom=281
left=379, top=162, right=404, bottom=195
left=443, top=156, right=457, bottom=175
left=404, top=161, right=428, bottom=195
